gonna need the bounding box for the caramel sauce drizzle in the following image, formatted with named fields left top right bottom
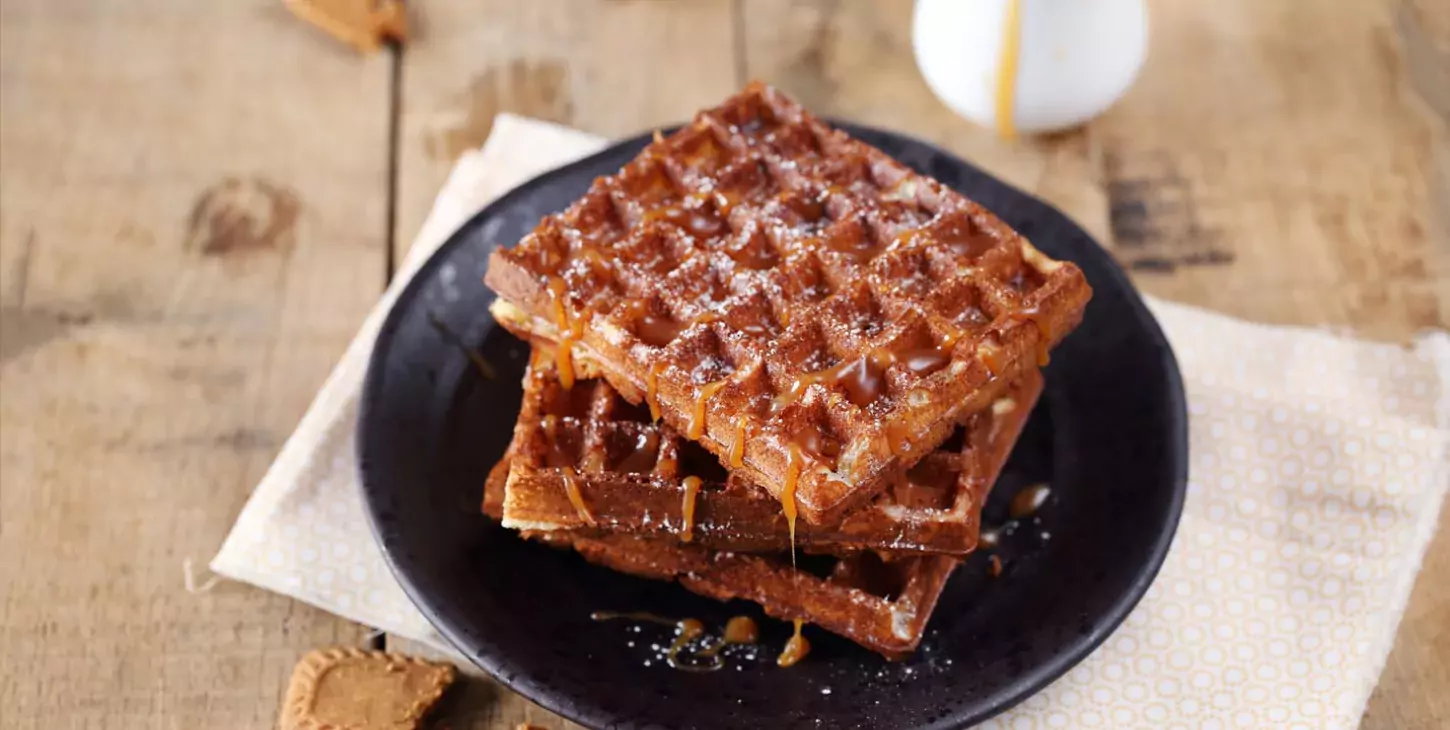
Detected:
left=722, top=616, right=759, bottom=644
left=771, top=340, right=955, bottom=414
left=777, top=619, right=810, bottom=667
left=994, top=0, right=1022, bottom=140
left=665, top=618, right=719, bottom=671
left=979, top=337, right=1008, bottom=376
left=636, top=313, right=684, bottom=348
left=545, top=277, right=584, bottom=388
left=729, top=415, right=749, bottom=468
left=680, top=476, right=702, bottom=542
left=559, top=466, right=595, bottom=526
left=689, top=378, right=729, bottom=440
left=1024, top=306, right=1054, bottom=366
left=590, top=612, right=725, bottom=673
left=1009, top=483, right=1051, bottom=520
left=782, top=444, right=802, bottom=563
left=632, top=306, right=722, bottom=349
left=885, top=420, right=912, bottom=458
left=646, top=362, right=665, bottom=422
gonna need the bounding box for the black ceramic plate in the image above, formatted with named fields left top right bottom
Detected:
left=359, top=124, right=1187, bottom=730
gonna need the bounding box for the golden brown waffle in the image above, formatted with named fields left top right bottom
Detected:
left=498, top=349, right=1041, bottom=555
left=485, top=81, right=1090, bottom=525
left=485, top=460, right=962, bottom=660
left=482, top=365, right=1029, bottom=659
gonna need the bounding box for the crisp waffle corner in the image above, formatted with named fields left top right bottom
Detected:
left=478, top=82, right=1088, bottom=660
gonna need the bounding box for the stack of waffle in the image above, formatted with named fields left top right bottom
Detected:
left=482, top=83, right=1091, bottom=661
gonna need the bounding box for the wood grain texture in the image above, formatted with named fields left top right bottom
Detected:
left=386, top=637, right=588, bottom=730
left=1094, top=1, right=1447, bottom=341
left=0, top=1, right=390, bottom=728
left=392, top=0, right=741, bottom=264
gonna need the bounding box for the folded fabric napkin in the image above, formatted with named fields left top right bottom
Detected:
left=212, top=114, right=1450, bottom=729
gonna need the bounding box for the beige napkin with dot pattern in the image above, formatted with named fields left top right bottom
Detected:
left=212, top=114, right=1450, bottom=729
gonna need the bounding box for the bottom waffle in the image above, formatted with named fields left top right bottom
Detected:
left=483, top=371, right=1032, bottom=659
left=497, top=349, right=1042, bottom=556
left=485, top=460, right=955, bottom=660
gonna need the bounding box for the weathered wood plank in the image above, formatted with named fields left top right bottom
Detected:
left=1091, top=1, right=1446, bottom=338
left=0, top=2, right=392, bottom=728
left=393, top=0, right=742, bottom=264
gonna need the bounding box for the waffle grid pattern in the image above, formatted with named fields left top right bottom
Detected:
left=486, top=83, right=1089, bottom=523
left=500, top=355, right=1040, bottom=554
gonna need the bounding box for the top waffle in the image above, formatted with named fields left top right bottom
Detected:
left=485, top=81, right=1091, bottom=525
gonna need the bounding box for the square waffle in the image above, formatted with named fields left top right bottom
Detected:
left=485, top=81, right=1090, bottom=525
left=482, top=361, right=1030, bottom=659
left=495, top=348, right=1042, bottom=556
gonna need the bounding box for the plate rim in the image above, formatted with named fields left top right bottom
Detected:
left=358, top=122, right=1189, bottom=730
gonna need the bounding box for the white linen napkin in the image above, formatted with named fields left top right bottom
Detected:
left=212, top=114, right=1450, bottom=730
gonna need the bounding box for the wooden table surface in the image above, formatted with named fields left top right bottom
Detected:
left=1, top=1, right=1445, bottom=728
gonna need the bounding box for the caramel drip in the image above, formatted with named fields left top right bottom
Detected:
left=979, top=338, right=1008, bottom=376
left=729, top=415, right=749, bottom=468
left=772, top=340, right=955, bottom=413
left=555, top=345, right=577, bottom=389
left=777, top=619, right=810, bottom=667
left=689, top=378, right=729, bottom=440
left=592, top=612, right=723, bottom=672
left=994, top=0, right=1022, bottom=140
left=795, top=424, right=841, bottom=462
left=1028, top=310, right=1054, bottom=366
left=636, top=313, right=684, bottom=348
left=1009, top=483, right=1051, bottom=519
left=989, top=554, right=1004, bottom=578
left=938, top=216, right=998, bottom=260
left=646, top=362, right=665, bottom=422
left=722, top=616, right=759, bottom=644
left=993, top=303, right=1054, bottom=368
left=639, top=308, right=725, bottom=348
left=546, top=277, right=583, bottom=388
left=546, top=277, right=569, bottom=330
left=560, top=467, right=595, bottom=526
left=782, top=444, right=802, bottom=562
left=885, top=420, right=912, bottom=458
left=665, top=618, right=720, bottom=672
left=680, top=476, right=702, bottom=542
left=656, top=456, right=679, bottom=477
